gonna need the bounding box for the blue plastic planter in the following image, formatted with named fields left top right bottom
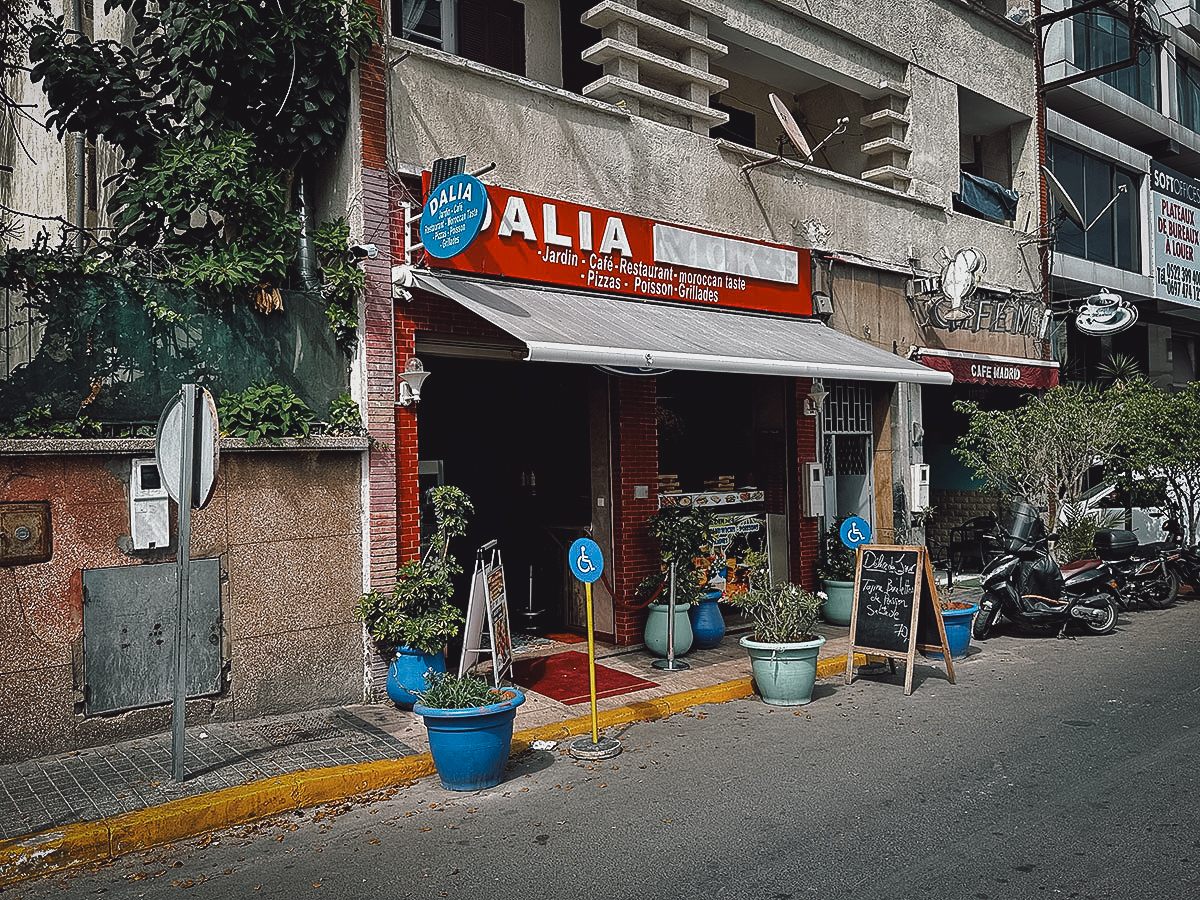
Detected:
left=414, top=689, right=526, bottom=791
left=689, top=592, right=726, bottom=649
left=923, top=604, right=978, bottom=660
left=386, top=647, right=446, bottom=709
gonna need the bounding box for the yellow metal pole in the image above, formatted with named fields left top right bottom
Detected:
left=585, top=580, right=599, bottom=744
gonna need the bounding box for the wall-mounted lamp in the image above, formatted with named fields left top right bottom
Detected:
left=396, top=357, right=430, bottom=407
left=804, top=380, right=830, bottom=416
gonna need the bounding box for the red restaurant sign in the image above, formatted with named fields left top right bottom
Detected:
left=424, top=180, right=812, bottom=316
left=918, top=348, right=1059, bottom=388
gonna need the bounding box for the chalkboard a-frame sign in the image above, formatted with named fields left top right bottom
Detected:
left=843, top=545, right=955, bottom=695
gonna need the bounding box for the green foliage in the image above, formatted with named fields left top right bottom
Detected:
left=1096, top=353, right=1142, bottom=387
left=953, top=384, right=1125, bottom=520
left=327, top=394, right=366, bottom=436
left=27, top=0, right=379, bottom=297
left=312, top=218, right=364, bottom=346
left=415, top=671, right=506, bottom=710
left=637, top=507, right=719, bottom=607
left=0, top=406, right=101, bottom=439
left=1054, top=500, right=1123, bottom=564
left=724, top=551, right=824, bottom=643
left=818, top=519, right=857, bottom=582
left=217, top=380, right=313, bottom=445
left=355, top=486, right=475, bottom=654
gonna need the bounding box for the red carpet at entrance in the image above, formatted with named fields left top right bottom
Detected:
left=511, top=651, right=658, bottom=705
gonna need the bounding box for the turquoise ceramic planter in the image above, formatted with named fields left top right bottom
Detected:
left=386, top=646, right=446, bottom=709
left=740, top=634, right=826, bottom=706
left=644, top=601, right=694, bottom=657
left=688, top=592, right=726, bottom=649
left=922, top=604, right=978, bottom=660
left=822, top=579, right=855, bottom=626
left=415, top=689, right=525, bottom=791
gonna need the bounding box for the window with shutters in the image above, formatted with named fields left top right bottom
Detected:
left=392, top=0, right=526, bottom=78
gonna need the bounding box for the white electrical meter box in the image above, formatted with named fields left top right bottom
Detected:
left=910, top=463, right=931, bottom=511
left=802, top=462, right=825, bottom=517
left=130, top=458, right=170, bottom=550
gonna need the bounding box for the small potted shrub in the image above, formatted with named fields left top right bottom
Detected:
left=413, top=671, right=526, bottom=791
left=355, top=486, right=473, bottom=707
left=818, top=518, right=858, bottom=626
left=638, top=507, right=720, bottom=655
left=726, top=551, right=826, bottom=706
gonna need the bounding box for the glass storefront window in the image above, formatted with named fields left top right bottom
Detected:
left=1047, top=140, right=1140, bottom=273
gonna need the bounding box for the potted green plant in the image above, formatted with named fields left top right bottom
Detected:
left=818, top=518, right=858, bottom=626
left=412, top=671, right=526, bottom=791
left=355, top=486, right=473, bottom=708
left=638, top=507, right=719, bottom=655
left=726, top=550, right=827, bottom=706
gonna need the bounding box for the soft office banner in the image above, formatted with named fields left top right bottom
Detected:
left=425, top=181, right=812, bottom=316
left=1152, top=162, right=1200, bottom=307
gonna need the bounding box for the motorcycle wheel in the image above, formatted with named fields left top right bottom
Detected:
left=1143, top=570, right=1179, bottom=610
left=1081, top=596, right=1119, bottom=635
left=972, top=601, right=1002, bottom=640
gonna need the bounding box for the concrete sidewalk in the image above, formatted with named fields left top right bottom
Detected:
left=0, top=582, right=980, bottom=885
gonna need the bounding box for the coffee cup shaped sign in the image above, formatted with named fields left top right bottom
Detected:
left=569, top=538, right=604, bottom=584
left=839, top=515, right=872, bottom=549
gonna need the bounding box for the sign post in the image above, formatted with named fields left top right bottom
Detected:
left=155, top=384, right=219, bottom=781
left=567, top=538, right=621, bottom=761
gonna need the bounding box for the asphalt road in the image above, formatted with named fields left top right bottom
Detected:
left=7, top=603, right=1200, bottom=900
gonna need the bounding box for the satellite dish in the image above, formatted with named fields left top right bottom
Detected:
left=769, top=93, right=812, bottom=160
left=1041, top=165, right=1085, bottom=230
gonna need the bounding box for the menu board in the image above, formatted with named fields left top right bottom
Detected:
left=844, top=545, right=954, bottom=695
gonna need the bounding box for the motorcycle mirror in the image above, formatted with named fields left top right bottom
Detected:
left=1047, top=532, right=1060, bottom=541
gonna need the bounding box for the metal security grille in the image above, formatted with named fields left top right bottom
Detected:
left=824, top=380, right=872, bottom=434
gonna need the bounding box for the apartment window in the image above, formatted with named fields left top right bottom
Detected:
left=393, top=0, right=526, bottom=77
left=1180, top=57, right=1200, bottom=133
left=1073, top=2, right=1157, bottom=109
left=1047, top=139, right=1139, bottom=272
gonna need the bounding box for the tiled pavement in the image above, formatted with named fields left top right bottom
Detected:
left=0, top=577, right=981, bottom=876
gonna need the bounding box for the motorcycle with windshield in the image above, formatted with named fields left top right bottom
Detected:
left=972, top=502, right=1120, bottom=640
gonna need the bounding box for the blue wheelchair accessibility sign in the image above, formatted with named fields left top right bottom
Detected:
left=839, top=516, right=872, bottom=549
left=569, top=538, right=604, bottom=584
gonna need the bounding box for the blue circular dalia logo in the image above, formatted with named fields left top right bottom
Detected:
left=420, top=174, right=488, bottom=259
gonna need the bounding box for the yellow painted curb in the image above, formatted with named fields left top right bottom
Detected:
left=0, top=656, right=861, bottom=886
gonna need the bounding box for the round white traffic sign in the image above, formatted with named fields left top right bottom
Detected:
left=155, top=386, right=220, bottom=510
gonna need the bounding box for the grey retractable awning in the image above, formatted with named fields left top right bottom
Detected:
left=411, top=271, right=952, bottom=385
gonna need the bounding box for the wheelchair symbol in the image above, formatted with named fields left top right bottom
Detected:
left=839, top=515, right=872, bottom=549
left=569, top=538, right=604, bottom=584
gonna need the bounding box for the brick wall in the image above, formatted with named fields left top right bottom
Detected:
left=790, top=380, right=819, bottom=590
left=610, top=377, right=661, bottom=645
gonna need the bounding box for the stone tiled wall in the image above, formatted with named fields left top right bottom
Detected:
left=926, top=488, right=1003, bottom=562
left=0, top=447, right=364, bottom=763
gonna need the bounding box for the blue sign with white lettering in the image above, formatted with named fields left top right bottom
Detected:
left=420, top=174, right=488, bottom=259
left=569, top=538, right=604, bottom=584
left=839, top=515, right=872, bottom=549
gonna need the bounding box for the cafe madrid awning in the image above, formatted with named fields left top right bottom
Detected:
left=916, top=347, right=1059, bottom=388
left=411, top=272, right=953, bottom=385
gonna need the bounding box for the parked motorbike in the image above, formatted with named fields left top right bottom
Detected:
left=1094, top=528, right=1179, bottom=610
left=973, top=501, right=1120, bottom=640
left=1161, top=512, right=1200, bottom=595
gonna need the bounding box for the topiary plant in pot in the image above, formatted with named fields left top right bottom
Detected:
left=637, top=506, right=719, bottom=656
left=355, top=485, right=473, bottom=707
left=726, top=550, right=827, bottom=706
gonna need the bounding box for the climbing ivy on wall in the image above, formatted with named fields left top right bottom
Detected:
left=25, top=0, right=378, bottom=300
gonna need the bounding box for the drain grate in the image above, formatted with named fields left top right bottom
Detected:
left=253, top=716, right=346, bottom=746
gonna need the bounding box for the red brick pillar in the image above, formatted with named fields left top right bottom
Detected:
left=610, top=377, right=661, bottom=645
left=791, top=380, right=819, bottom=591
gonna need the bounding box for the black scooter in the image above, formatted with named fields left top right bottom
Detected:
left=973, top=502, right=1120, bottom=640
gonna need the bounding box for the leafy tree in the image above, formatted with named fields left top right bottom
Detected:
left=1109, top=379, right=1200, bottom=543
left=953, top=384, right=1124, bottom=524
left=26, top=0, right=377, bottom=297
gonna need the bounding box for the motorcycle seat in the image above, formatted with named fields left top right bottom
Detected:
left=1060, top=559, right=1105, bottom=578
